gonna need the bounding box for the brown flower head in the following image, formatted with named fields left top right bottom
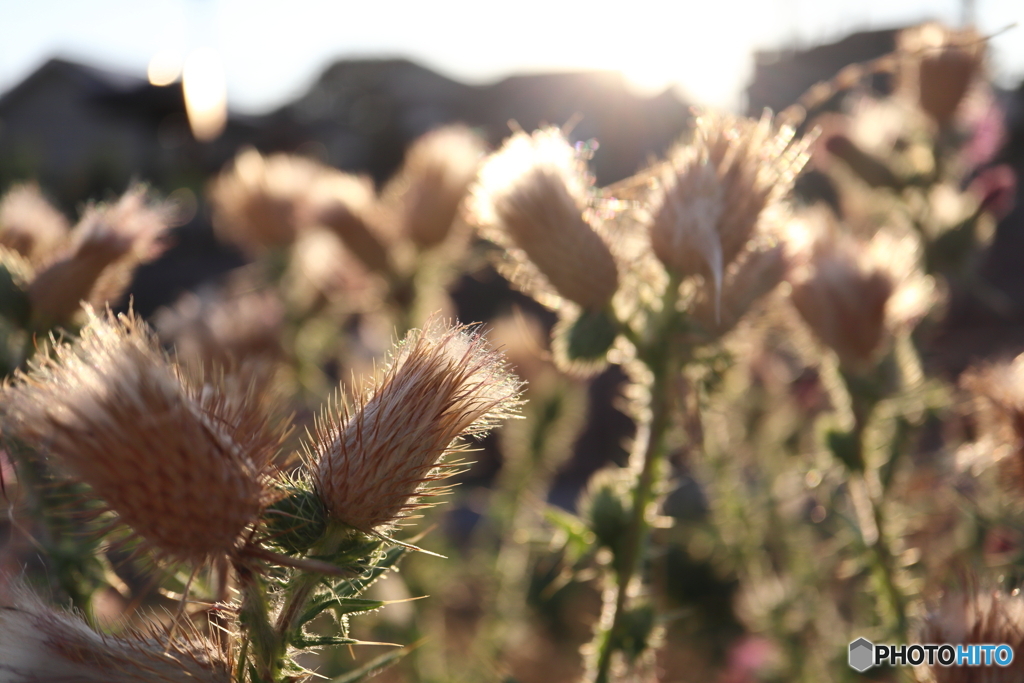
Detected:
left=28, top=185, right=171, bottom=326
left=0, top=183, right=69, bottom=264
left=468, top=127, right=619, bottom=311
left=961, top=354, right=1024, bottom=493
left=787, top=212, right=933, bottom=371
left=384, top=125, right=486, bottom=249
left=208, top=148, right=324, bottom=253
left=313, top=320, right=523, bottom=532
left=921, top=589, right=1024, bottom=683
left=305, top=170, right=394, bottom=276
left=0, top=588, right=229, bottom=683
left=649, top=111, right=813, bottom=306
left=899, top=22, right=985, bottom=127
left=1, top=309, right=282, bottom=561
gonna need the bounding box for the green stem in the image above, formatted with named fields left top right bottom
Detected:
left=590, top=276, right=682, bottom=683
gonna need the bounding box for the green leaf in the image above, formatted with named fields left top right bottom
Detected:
left=328, top=644, right=418, bottom=683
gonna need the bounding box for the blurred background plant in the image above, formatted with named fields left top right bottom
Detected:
left=2, top=7, right=1024, bottom=683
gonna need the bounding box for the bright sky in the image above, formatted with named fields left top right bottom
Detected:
left=1, top=0, right=1021, bottom=113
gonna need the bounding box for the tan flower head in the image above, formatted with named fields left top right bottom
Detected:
left=385, top=125, right=486, bottom=249
left=921, top=589, right=1024, bottom=683
left=649, top=111, right=813, bottom=303
left=1, top=309, right=282, bottom=561
left=0, top=183, right=69, bottom=264
left=961, top=354, right=1024, bottom=493
left=468, top=127, right=619, bottom=311
left=899, top=22, right=985, bottom=127
left=0, top=588, right=229, bottom=683
left=787, top=211, right=933, bottom=371
left=313, top=319, right=523, bottom=532
left=788, top=228, right=892, bottom=372
left=209, top=148, right=324, bottom=253
left=305, top=170, right=394, bottom=276
left=27, top=185, right=172, bottom=326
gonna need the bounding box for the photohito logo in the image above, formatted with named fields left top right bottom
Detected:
left=849, top=638, right=1014, bottom=672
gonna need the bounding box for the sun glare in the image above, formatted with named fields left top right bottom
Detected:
left=182, top=47, right=227, bottom=142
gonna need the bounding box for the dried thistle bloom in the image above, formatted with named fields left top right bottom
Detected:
left=899, top=22, right=985, bottom=127
left=0, top=183, right=69, bottom=264
left=28, top=185, right=171, bottom=325
left=468, top=127, right=619, bottom=311
left=384, top=125, right=486, bottom=249
left=921, top=590, right=1024, bottom=683
left=648, top=111, right=812, bottom=303
left=787, top=211, right=933, bottom=371
left=0, top=589, right=229, bottom=683
left=208, top=148, right=323, bottom=253
left=1, top=309, right=281, bottom=561
left=306, top=170, right=394, bottom=276
left=313, top=320, right=523, bottom=532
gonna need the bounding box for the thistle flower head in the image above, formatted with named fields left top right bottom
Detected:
left=899, top=22, right=985, bottom=127
left=305, top=170, right=394, bottom=276
left=385, top=125, right=486, bottom=249
left=313, top=319, right=524, bottom=532
left=648, top=111, right=813, bottom=303
left=27, top=185, right=172, bottom=325
left=787, top=212, right=933, bottom=371
left=209, top=148, right=324, bottom=253
left=921, top=589, right=1024, bottom=683
left=1, top=309, right=282, bottom=562
left=468, top=127, right=620, bottom=311
left=0, top=183, right=69, bottom=264
left=0, top=588, right=229, bottom=683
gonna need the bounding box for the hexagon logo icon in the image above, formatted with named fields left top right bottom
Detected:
left=849, top=638, right=874, bottom=672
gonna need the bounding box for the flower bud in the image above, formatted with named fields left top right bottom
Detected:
left=468, top=127, right=619, bottom=310
left=27, top=186, right=171, bottom=326
left=899, top=22, right=984, bottom=127
left=0, top=589, right=228, bottom=683
left=649, top=111, right=812, bottom=306
left=313, top=320, right=523, bottom=532
left=387, top=125, right=486, bottom=249
left=0, top=183, right=69, bottom=264
left=1, top=309, right=282, bottom=561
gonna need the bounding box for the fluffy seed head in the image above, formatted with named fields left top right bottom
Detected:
left=468, top=127, right=619, bottom=310
left=0, top=589, right=229, bottom=683
left=0, top=183, right=69, bottom=264
left=386, top=125, right=486, bottom=249
left=961, top=354, right=1024, bottom=494
left=921, top=589, right=1024, bottom=683
left=1, top=309, right=281, bottom=561
left=209, top=148, right=324, bottom=253
left=27, top=186, right=171, bottom=325
left=313, top=320, right=523, bottom=532
left=649, top=111, right=812, bottom=302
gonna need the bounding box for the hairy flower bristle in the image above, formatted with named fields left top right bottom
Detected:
left=27, top=185, right=171, bottom=325
left=0, top=588, right=229, bottom=683
left=468, top=127, right=620, bottom=311
left=0, top=183, right=69, bottom=264
left=313, top=320, right=524, bottom=532
left=648, top=111, right=813, bottom=308
left=1, top=308, right=282, bottom=561
left=384, top=125, right=486, bottom=249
